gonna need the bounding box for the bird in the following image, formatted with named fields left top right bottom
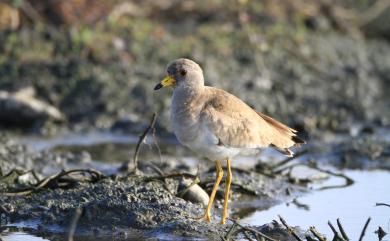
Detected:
left=154, top=58, right=305, bottom=225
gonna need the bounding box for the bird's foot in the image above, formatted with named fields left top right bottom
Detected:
left=220, top=216, right=227, bottom=225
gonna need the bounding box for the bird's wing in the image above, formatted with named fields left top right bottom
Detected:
left=200, top=87, right=304, bottom=153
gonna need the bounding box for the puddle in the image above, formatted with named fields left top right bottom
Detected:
left=16, top=131, right=184, bottom=164
left=241, top=170, right=390, bottom=240
left=1, top=231, right=50, bottom=241
left=16, top=132, right=140, bottom=152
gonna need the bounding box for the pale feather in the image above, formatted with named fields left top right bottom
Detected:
left=200, top=87, right=301, bottom=150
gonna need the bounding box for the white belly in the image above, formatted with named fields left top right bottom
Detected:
left=172, top=115, right=241, bottom=161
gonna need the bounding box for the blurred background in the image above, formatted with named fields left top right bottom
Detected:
left=1, top=2, right=390, bottom=240
left=0, top=0, right=389, bottom=137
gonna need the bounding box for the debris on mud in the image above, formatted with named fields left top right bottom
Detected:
left=0, top=136, right=324, bottom=240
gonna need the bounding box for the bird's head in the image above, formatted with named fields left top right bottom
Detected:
left=154, top=58, right=204, bottom=91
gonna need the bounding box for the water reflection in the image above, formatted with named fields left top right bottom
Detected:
left=1, top=231, right=49, bottom=241
left=241, top=170, right=390, bottom=240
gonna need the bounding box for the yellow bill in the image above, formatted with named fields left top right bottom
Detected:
left=154, top=75, right=176, bottom=90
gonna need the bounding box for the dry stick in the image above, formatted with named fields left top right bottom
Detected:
left=278, top=215, right=303, bottom=241
left=143, top=172, right=197, bottom=182
left=67, top=207, right=83, bottom=241
left=233, top=166, right=275, bottom=178
left=238, top=228, right=260, bottom=241
left=336, top=218, right=349, bottom=241
left=328, top=221, right=346, bottom=241
left=276, top=163, right=354, bottom=191
left=228, top=218, right=278, bottom=241
left=152, top=125, right=163, bottom=165
left=305, top=236, right=317, bottom=241
left=241, top=230, right=255, bottom=241
left=274, top=162, right=354, bottom=189
left=2, top=169, right=104, bottom=196
left=375, top=203, right=390, bottom=208
left=201, top=179, right=257, bottom=196
left=128, top=113, right=157, bottom=173
left=0, top=205, right=9, bottom=214
left=358, top=217, right=371, bottom=241
left=3, top=171, right=64, bottom=196
left=224, top=222, right=238, bottom=241
left=145, top=162, right=165, bottom=176
left=31, top=170, right=40, bottom=183
left=309, top=226, right=327, bottom=241
left=271, top=150, right=308, bottom=172
left=178, top=176, right=200, bottom=198
left=314, top=166, right=354, bottom=187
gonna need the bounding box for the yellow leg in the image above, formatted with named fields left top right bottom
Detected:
left=201, top=160, right=224, bottom=222
left=221, top=159, right=232, bottom=224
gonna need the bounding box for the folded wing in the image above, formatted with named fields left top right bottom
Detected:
left=201, top=87, right=305, bottom=156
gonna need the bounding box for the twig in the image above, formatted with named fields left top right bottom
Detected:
left=225, top=222, right=238, bottom=240
left=2, top=169, right=105, bottom=196
left=309, top=226, right=327, bottom=241
left=273, top=163, right=354, bottom=190
left=328, top=221, right=346, bottom=241
left=376, top=203, right=390, bottom=208
left=305, top=236, right=317, bottom=241
left=314, top=166, right=354, bottom=189
left=120, top=113, right=157, bottom=173
left=278, top=215, right=303, bottom=241
left=67, top=207, right=83, bottom=241
left=337, top=218, right=349, bottom=241
left=143, top=172, right=197, bottom=182
left=228, top=218, right=278, bottom=241
left=291, top=198, right=310, bottom=211
left=242, top=230, right=260, bottom=241
left=202, top=179, right=258, bottom=196
left=271, top=150, right=308, bottom=171
left=178, top=176, right=201, bottom=198
left=145, top=162, right=165, bottom=176
left=233, top=166, right=275, bottom=178
left=31, top=170, right=40, bottom=183
left=0, top=205, right=9, bottom=214
left=375, top=226, right=387, bottom=241
left=358, top=217, right=371, bottom=241
left=152, top=124, right=163, bottom=165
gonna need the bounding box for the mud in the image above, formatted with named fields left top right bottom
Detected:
left=0, top=138, right=312, bottom=240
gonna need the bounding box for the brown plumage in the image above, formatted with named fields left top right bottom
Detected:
left=200, top=87, right=305, bottom=157
left=155, top=58, right=306, bottom=224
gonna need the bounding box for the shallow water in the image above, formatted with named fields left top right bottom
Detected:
left=5, top=132, right=390, bottom=240
left=1, top=231, right=49, bottom=241
left=242, top=170, right=390, bottom=240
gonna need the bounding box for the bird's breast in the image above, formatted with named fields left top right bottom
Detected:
left=171, top=102, right=202, bottom=145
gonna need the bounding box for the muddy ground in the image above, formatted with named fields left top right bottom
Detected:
left=1, top=128, right=389, bottom=240
left=0, top=137, right=312, bottom=240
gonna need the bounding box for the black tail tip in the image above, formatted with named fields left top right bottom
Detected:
left=292, top=136, right=306, bottom=145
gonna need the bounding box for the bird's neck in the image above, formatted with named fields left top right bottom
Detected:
left=172, top=85, right=205, bottom=114
left=173, top=85, right=203, bottom=102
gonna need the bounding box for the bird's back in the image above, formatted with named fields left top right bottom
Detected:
left=201, top=86, right=304, bottom=156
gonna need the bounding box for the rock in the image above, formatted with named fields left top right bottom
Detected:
left=288, top=166, right=329, bottom=181
left=178, top=178, right=209, bottom=206
left=0, top=87, right=64, bottom=126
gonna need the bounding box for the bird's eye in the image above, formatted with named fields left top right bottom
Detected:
left=180, top=69, right=187, bottom=76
